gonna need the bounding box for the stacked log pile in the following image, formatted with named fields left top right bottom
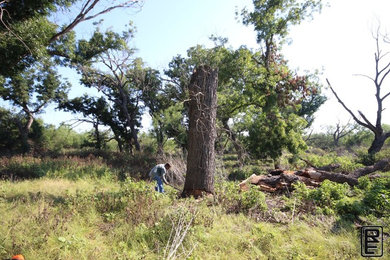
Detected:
left=239, top=159, right=390, bottom=192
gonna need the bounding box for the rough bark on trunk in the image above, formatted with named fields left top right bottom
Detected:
left=182, top=66, right=218, bottom=198
left=368, top=134, right=389, bottom=154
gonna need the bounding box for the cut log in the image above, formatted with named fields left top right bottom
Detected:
left=238, top=159, right=390, bottom=193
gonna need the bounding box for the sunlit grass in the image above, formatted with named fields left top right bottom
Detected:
left=0, top=154, right=387, bottom=259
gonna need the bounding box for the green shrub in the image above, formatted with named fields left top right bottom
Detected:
left=362, top=177, right=390, bottom=217
left=375, top=147, right=390, bottom=161
left=289, top=181, right=351, bottom=216
left=310, top=180, right=349, bottom=206
left=335, top=198, right=366, bottom=219
left=228, top=169, right=250, bottom=181
left=302, top=153, right=363, bottom=172
left=357, top=152, right=376, bottom=166
left=222, top=154, right=238, bottom=161
left=215, top=181, right=267, bottom=214
left=0, top=157, right=46, bottom=179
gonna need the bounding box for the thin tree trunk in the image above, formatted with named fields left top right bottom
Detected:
left=129, top=122, right=141, bottom=151
left=182, top=66, right=218, bottom=198
left=156, top=124, right=164, bottom=155
left=222, top=119, right=244, bottom=166
left=15, top=113, right=34, bottom=153
left=117, top=87, right=140, bottom=151
left=94, top=122, right=101, bottom=150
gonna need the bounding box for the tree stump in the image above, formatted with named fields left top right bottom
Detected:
left=182, top=65, right=218, bottom=198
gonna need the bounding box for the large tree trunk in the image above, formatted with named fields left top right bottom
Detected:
left=182, top=66, right=218, bottom=198
left=368, top=133, right=389, bottom=154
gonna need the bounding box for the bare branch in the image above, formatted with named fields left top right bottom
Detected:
left=357, top=110, right=376, bottom=132
left=378, top=65, right=390, bottom=87
left=382, top=91, right=390, bottom=101
left=378, top=49, right=390, bottom=60
left=378, top=60, right=390, bottom=76
left=0, top=1, right=33, bottom=55
left=49, top=0, right=142, bottom=43
left=353, top=73, right=375, bottom=83
left=326, top=79, right=374, bottom=132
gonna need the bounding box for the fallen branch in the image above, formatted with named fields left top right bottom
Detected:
left=239, top=159, right=390, bottom=192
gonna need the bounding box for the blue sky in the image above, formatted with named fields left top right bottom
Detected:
left=33, top=0, right=390, bottom=132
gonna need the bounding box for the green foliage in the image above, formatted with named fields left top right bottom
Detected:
left=306, top=132, right=334, bottom=150
left=290, top=176, right=390, bottom=219
left=300, top=152, right=364, bottom=172
left=227, top=165, right=266, bottom=181
left=165, top=43, right=325, bottom=161
left=65, top=31, right=155, bottom=153
left=153, top=102, right=188, bottom=150
left=310, top=180, right=349, bottom=210
left=361, top=177, right=390, bottom=217
left=373, top=147, right=390, bottom=162
left=215, top=181, right=267, bottom=214
left=356, top=147, right=390, bottom=166
left=0, top=156, right=382, bottom=259
left=241, top=0, right=322, bottom=46
left=0, top=0, right=139, bottom=78
left=42, top=125, right=87, bottom=153
left=343, top=128, right=373, bottom=148
left=290, top=180, right=350, bottom=215
left=246, top=111, right=308, bottom=160
left=0, top=155, right=116, bottom=180
left=0, top=108, right=23, bottom=153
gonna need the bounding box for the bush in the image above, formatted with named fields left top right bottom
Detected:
left=291, top=176, right=390, bottom=219
left=215, top=181, right=267, bottom=214
left=0, top=157, right=46, bottom=179
left=335, top=198, right=366, bottom=219
left=228, top=169, right=250, bottom=181
left=361, top=177, right=390, bottom=217
left=301, top=153, right=363, bottom=172
left=289, top=181, right=351, bottom=216
left=310, top=180, right=349, bottom=207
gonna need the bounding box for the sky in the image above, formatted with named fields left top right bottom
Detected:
left=37, top=0, right=390, bottom=133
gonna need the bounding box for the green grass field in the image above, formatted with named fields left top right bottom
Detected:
left=0, top=154, right=388, bottom=259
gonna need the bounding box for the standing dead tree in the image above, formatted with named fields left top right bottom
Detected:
left=327, top=28, right=390, bottom=155
left=330, top=119, right=357, bottom=147
left=182, top=65, right=218, bottom=198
